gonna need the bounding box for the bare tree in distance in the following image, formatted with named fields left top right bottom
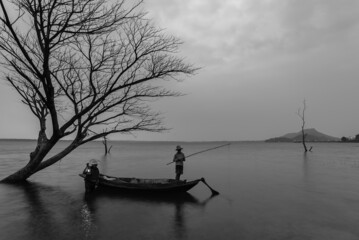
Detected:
left=102, top=135, right=112, bottom=155
left=0, top=0, right=197, bottom=182
left=297, top=100, right=312, bottom=153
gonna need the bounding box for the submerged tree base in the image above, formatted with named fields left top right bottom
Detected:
left=0, top=164, right=37, bottom=183
left=1, top=176, right=30, bottom=184
left=0, top=177, right=30, bottom=184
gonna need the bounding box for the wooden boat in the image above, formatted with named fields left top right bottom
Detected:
left=79, top=173, right=203, bottom=194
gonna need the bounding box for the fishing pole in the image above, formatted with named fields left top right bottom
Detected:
left=166, top=143, right=231, bottom=165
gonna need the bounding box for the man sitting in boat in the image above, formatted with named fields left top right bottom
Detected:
left=83, top=159, right=100, bottom=193
left=173, top=145, right=186, bottom=181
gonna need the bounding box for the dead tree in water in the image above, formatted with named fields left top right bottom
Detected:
left=0, top=0, right=197, bottom=182
left=297, top=100, right=312, bottom=153
left=102, top=136, right=112, bottom=155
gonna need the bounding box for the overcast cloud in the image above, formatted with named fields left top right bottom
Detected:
left=1, top=0, right=359, bottom=141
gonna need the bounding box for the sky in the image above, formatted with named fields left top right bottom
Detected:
left=1, top=0, right=359, bottom=141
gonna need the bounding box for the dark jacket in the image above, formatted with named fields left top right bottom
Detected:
left=89, top=165, right=100, bottom=181
left=84, top=165, right=100, bottom=182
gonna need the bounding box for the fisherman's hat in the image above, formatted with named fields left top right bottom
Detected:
left=89, top=159, right=99, bottom=166
left=176, top=145, right=183, bottom=151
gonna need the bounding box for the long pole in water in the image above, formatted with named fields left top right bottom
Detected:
left=166, top=143, right=231, bottom=165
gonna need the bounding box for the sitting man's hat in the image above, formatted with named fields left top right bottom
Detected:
left=176, top=145, right=183, bottom=150
left=89, top=159, right=99, bottom=166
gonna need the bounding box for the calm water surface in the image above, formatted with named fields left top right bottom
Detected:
left=1, top=140, right=359, bottom=240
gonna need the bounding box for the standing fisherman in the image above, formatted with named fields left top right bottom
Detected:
left=173, top=146, right=185, bottom=181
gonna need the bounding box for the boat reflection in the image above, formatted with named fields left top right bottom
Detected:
left=87, top=189, right=217, bottom=240
left=92, top=187, right=216, bottom=206
left=8, top=181, right=216, bottom=240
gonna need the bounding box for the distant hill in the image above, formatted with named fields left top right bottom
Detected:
left=265, top=128, right=340, bottom=142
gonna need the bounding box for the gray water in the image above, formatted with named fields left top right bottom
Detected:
left=1, top=140, right=359, bottom=240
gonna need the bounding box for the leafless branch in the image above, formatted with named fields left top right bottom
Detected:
left=0, top=0, right=197, bottom=181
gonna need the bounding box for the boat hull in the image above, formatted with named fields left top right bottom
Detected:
left=79, top=174, right=201, bottom=194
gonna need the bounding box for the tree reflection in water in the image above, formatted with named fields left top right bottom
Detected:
left=19, top=183, right=59, bottom=239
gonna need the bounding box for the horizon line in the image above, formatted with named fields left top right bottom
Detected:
left=0, top=138, right=263, bottom=143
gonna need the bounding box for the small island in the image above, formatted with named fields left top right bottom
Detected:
left=265, top=128, right=340, bottom=142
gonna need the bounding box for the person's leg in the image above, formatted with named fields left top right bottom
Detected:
left=85, top=180, right=97, bottom=193
left=175, top=165, right=179, bottom=180
left=175, top=165, right=183, bottom=181
left=89, top=183, right=96, bottom=192
left=85, top=180, right=91, bottom=193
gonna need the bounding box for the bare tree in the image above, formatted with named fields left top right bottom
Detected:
left=0, top=0, right=197, bottom=182
left=297, top=100, right=312, bottom=153
left=102, top=135, right=112, bottom=155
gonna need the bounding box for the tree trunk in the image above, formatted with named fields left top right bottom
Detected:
left=301, top=129, right=308, bottom=152
left=297, top=100, right=309, bottom=153
left=102, top=136, right=112, bottom=155
left=0, top=137, right=57, bottom=183
left=0, top=138, right=80, bottom=183
left=35, top=142, right=79, bottom=172
left=104, top=139, right=108, bottom=155
left=1, top=151, right=49, bottom=183
left=0, top=164, right=45, bottom=183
